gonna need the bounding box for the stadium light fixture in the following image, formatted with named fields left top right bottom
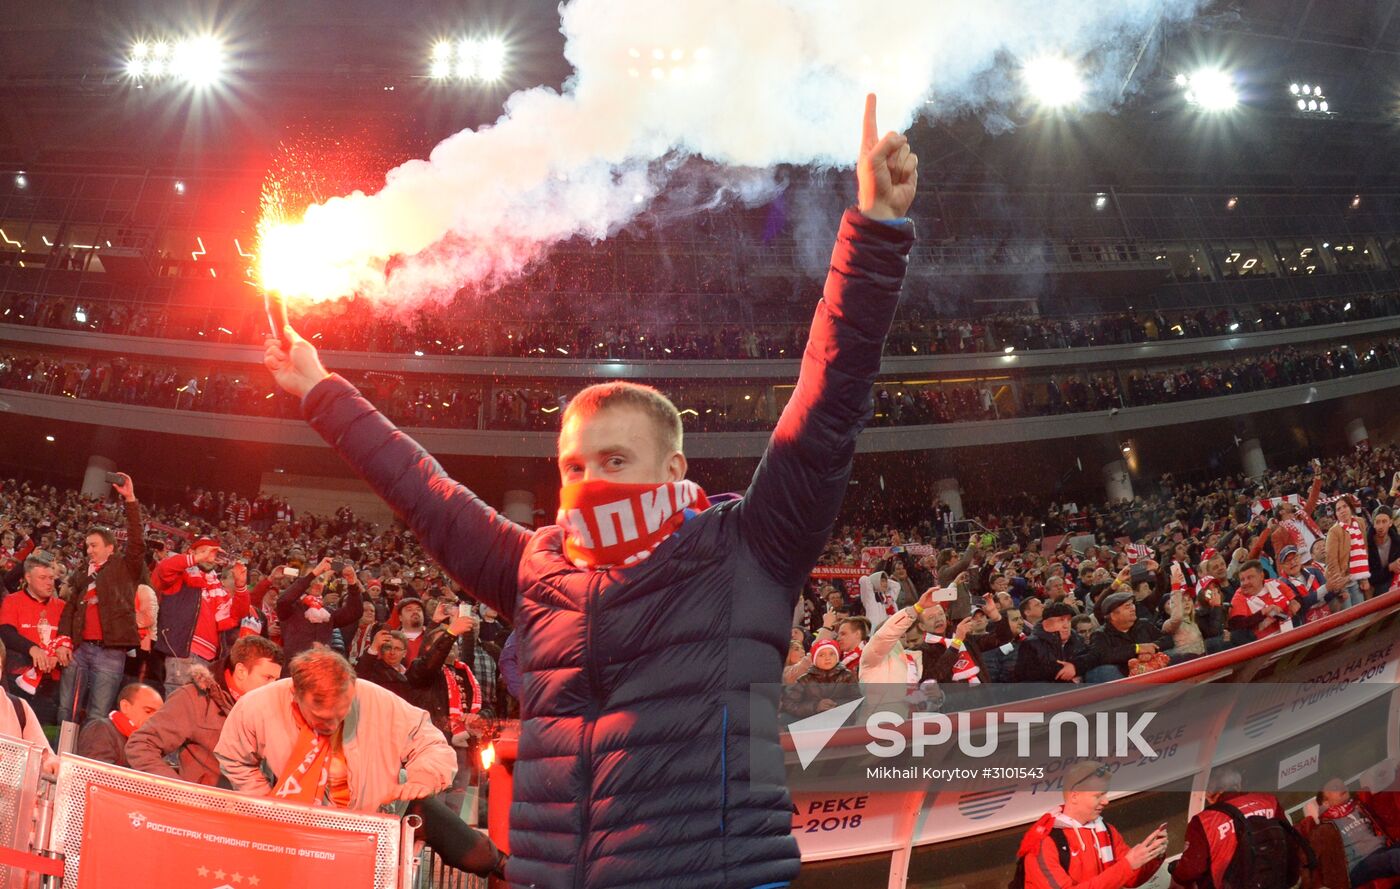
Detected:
left=13, top=173, right=26, bottom=190
left=1094, top=192, right=1109, bottom=211
left=44, top=435, right=55, bottom=443
left=1180, top=68, right=1238, bottom=112
left=173, top=180, right=186, bottom=195
left=1351, top=194, right=1362, bottom=209
left=1226, top=195, right=1238, bottom=210
left=1291, top=81, right=1329, bottom=114
left=1023, top=55, right=1084, bottom=109
left=430, top=36, right=509, bottom=84
left=124, top=33, right=224, bottom=88
left=74, top=308, right=87, bottom=323
left=171, top=36, right=224, bottom=87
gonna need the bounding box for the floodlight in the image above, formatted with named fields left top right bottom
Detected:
left=170, top=36, right=223, bottom=87
left=430, top=59, right=450, bottom=79
left=132, top=42, right=149, bottom=60
left=431, top=41, right=452, bottom=62
left=1093, top=193, right=1109, bottom=211
left=1181, top=68, right=1238, bottom=112
left=1023, top=55, right=1084, bottom=109
left=1296, top=99, right=1306, bottom=110
left=174, top=180, right=186, bottom=195
left=478, top=37, right=507, bottom=81
left=14, top=173, right=27, bottom=189
left=1289, top=83, right=1299, bottom=94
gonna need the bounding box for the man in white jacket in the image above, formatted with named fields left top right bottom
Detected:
left=215, top=647, right=505, bottom=877
left=858, top=587, right=944, bottom=716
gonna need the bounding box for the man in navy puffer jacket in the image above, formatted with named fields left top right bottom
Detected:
left=264, top=94, right=918, bottom=889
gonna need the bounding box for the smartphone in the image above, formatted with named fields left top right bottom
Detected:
left=330, top=559, right=345, bottom=574
left=968, top=595, right=988, bottom=614
left=1129, top=562, right=1151, bottom=586
left=104, top=472, right=124, bottom=486
left=284, top=567, right=300, bottom=578
left=932, top=586, right=959, bottom=603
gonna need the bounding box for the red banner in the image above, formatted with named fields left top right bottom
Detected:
left=859, top=545, right=934, bottom=566
left=79, top=784, right=380, bottom=889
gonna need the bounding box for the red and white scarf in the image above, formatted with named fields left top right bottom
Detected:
left=1320, top=797, right=1361, bottom=823
left=109, top=709, right=137, bottom=738
left=445, top=661, right=482, bottom=737
left=300, top=593, right=331, bottom=624
left=557, top=479, right=710, bottom=569
left=840, top=645, right=862, bottom=671
left=1051, top=808, right=1116, bottom=864
left=924, top=633, right=981, bottom=684
left=1346, top=519, right=1369, bottom=579
left=16, top=633, right=72, bottom=694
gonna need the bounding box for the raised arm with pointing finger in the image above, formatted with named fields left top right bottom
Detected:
left=263, top=93, right=918, bottom=889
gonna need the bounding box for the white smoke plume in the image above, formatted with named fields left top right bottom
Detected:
left=257, top=0, right=1206, bottom=306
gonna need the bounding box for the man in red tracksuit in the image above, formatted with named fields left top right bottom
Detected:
left=1172, top=769, right=1285, bottom=888
left=1017, top=760, right=1168, bottom=889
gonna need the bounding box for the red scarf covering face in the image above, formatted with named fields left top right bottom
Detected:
left=109, top=709, right=137, bottom=738
left=557, top=479, right=710, bottom=569
left=273, top=702, right=350, bottom=807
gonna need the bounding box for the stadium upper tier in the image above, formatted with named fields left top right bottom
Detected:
left=3, top=288, right=1399, bottom=366
left=1, top=323, right=1396, bottom=457
left=4, top=174, right=1400, bottom=360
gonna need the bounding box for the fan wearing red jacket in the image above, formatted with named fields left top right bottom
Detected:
left=1016, top=760, right=1168, bottom=889
left=1171, top=768, right=1286, bottom=888
left=150, top=539, right=248, bottom=698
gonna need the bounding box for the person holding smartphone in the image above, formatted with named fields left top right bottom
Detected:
left=1014, top=760, right=1168, bottom=889
left=150, top=536, right=247, bottom=699
left=275, top=557, right=368, bottom=659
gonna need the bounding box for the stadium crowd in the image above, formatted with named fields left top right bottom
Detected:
left=1, top=335, right=1398, bottom=433
left=0, top=441, right=1394, bottom=743
left=783, top=443, right=1400, bottom=701
left=0, top=446, right=1397, bottom=884
left=4, top=286, right=1397, bottom=360
left=0, top=473, right=511, bottom=874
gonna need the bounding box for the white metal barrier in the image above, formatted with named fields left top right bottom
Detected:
left=0, top=734, right=46, bottom=889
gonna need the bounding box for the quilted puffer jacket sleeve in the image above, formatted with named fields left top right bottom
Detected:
left=741, top=209, right=914, bottom=588
left=302, top=376, right=531, bottom=621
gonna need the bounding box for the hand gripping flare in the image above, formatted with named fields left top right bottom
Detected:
left=265, top=290, right=290, bottom=349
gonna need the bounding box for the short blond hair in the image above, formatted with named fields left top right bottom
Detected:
left=560, top=381, right=683, bottom=455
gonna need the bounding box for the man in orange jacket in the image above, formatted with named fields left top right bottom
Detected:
left=1016, top=760, right=1169, bottom=889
